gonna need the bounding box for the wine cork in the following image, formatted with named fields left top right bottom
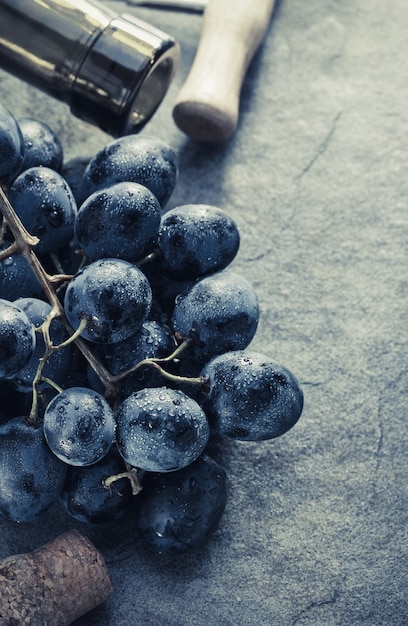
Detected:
left=0, top=530, right=112, bottom=625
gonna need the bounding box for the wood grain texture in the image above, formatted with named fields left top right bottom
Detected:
left=173, top=0, right=276, bottom=142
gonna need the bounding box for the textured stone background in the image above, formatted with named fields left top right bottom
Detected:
left=0, top=1, right=407, bottom=624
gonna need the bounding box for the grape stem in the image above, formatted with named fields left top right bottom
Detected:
left=114, top=338, right=205, bottom=386
left=103, top=464, right=143, bottom=496
left=41, top=377, right=63, bottom=393
left=136, top=247, right=160, bottom=267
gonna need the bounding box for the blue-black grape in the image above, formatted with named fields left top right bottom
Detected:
left=135, top=455, right=227, bottom=554
left=78, top=134, right=178, bottom=207
left=64, top=258, right=152, bottom=343
left=157, top=204, right=240, bottom=281
left=116, top=387, right=209, bottom=472
left=3, top=383, right=58, bottom=423
left=0, top=103, right=24, bottom=186
left=0, top=298, right=36, bottom=379
left=75, top=181, right=161, bottom=262
left=12, top=297, right=73, bottom=393
left=62, top=156, right=90, bottom=206
left=0, top=242, right=43, bottom=300
left=40, top=235, right=84, bottom=276
left=143, top=260, right=193, bottom=323
left=18, top=117, right=63, bottom=172
left=0, top=417, right=67, bottom=522
left=87, top=320, right=175, bottom=397
left=8, top=166, right=77, bottom=254
left=172, top=270, right=259, bottom=365
left=43, top=386, right=115, bottom=466
left=60, top=448, right=134, bottom=524
left=199, top=350, right=304, bottom=441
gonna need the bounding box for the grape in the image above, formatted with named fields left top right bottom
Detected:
left=199, top=350, right=304, bottom=441
left=116, top=387, right=210, bottom=472
left=157, top=204, right=240, bottom=281
left=64, top=258, right=152, bottom=343
left=0, top=417, right=67, bottom=523
left=0, top=407, right=9, bottom=425
left=0, top=298, right=36, bottom=379
left=74, top=181, right=161, bottom=262
left=6, top=383, right=58, bottom=423
left=143, top=261, right=193, bottom=323
left=0, top=242, right=43, bottom=300
left=0, top=380, right=32, bottom=422
left=60, top=448, right=134, bottom=524
left=172, top=270, right=259, bottom=364
left=18, top=117, right=63, bottom=172
left=8, top=166, right=77, bottom=254
left=12, top=297, right=73, bottom=393
left=135, top=455, right=227, bottom=554
left=87, top=320, right=175, bottom=397
left=0, top=103, right=24, bottom=186
left=78, top=134, right=178, bottom=207
left=62, top=156, right=90, bottom=205
left=43, top=386, right=115, bottom=466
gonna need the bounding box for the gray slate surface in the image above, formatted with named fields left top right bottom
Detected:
left=0, top=1, right=407, bottom=624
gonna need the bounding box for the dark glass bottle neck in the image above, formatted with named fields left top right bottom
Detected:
left=0, top=0, right=179, bottom=136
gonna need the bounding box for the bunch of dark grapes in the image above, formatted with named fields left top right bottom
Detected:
left=0, top=103, right=304, bottom=556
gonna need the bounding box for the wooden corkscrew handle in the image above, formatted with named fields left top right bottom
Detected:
left=173, top=0, right=276, bottom=143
